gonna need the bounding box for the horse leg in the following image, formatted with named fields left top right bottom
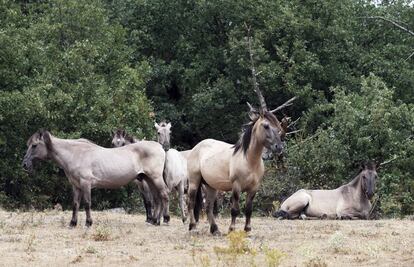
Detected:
left=70, top=186, right=82, bottom=227
left=148, top=176, right=169, bottom=226
left=229, top=182, right=241, bottom=232
left=163, top=193, right=170, bottom=224
left=135, top=179, right=153, bottom=223
left=188, top=176, right=202, bottom=231
left=244, top=190, right=257, bottom=232
left=178, top=181, right=187, bottom=223
left=80, top=180, right=93, bottom=227
left=204, top=185, right=219, bottom=235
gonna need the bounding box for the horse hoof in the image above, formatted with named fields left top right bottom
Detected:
left=69, top=220, right=77, bottom=228
left=85, top=220, right=93, bottom=227
left=189, top=223, right=197, bottom=231
left=210, top=224, right=219, bottom=235
left=182, top=217, right=187, bottom=224
left=163, top=215, right=170, bottom=224
left=244, top=226, right=252, bottom=232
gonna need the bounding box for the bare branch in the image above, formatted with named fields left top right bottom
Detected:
left=286, top=129, right=302, bottom=136
left=288, top=116, right=301, bottom=128
left=362, top=16, right=414, bottom=37
left=405, top=50, right=414, bottom=61
left=270, top=96, right=297, bottom=113
left=245, top=23, right=267, bottom=111
left=379, top=155, right=399, bottom=167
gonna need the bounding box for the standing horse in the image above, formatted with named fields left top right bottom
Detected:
left=187, top=94, right=290, bottom=234
left=111, top=129, right=153, bottom=223
left=273, top=162, right=378, bottom=220
left=22, top=130, right=169, bottom=226
left=155, top=122, right=188, bottom=223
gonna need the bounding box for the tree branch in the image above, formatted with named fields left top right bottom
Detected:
left=362, top=16, right=414, bottom=37
left=270, top=96, right=297, bottom=113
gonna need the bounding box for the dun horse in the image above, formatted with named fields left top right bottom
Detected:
left=23, top=130, right=168, bottom=226
left=273, top=162, right=378, bottom=220
left=155, top=122, right=188, bottom=223
left=111, top=129, right=153, bottom=223
left=187, top=91, right=291, bottom=234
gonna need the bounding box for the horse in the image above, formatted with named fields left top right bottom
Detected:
left=187, top=94, right=290, bottom=235
left=111, top=129, right=153, bottom=223
left=155, top=121, right=188, bottom=223
left=272, top=162, right=378, bottom=220
left=22, top=130, right=169, bottom=226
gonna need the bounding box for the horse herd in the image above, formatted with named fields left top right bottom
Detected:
left=21, top=92, right=378, bottom=235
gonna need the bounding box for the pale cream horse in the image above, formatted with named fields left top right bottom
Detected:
left=273, top=162, right=378, bottom=220
left=111, top=129, right=153, bottom=223
left=22, top=130, right=168, bottom=226
left=155, top=121, right=188, bottom=223
left=187, top=90, right=293, bottom=234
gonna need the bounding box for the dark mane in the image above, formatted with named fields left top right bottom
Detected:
left=233, top=111, right=281, bottom=155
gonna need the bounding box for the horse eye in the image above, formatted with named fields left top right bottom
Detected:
left=32, top=144, right=37, bottom=149
left=157, top=132, right=161, bottom=135
left=263, top=124, right=269, bottom=129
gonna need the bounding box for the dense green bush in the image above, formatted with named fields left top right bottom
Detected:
left=0, top=0, right=413, bottom=217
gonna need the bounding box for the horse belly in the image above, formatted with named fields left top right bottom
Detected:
left=200, top=159, right=232, bottom=191
left=90, top=158, right=138, bottom=189
left=306, top=191, right=339, bottom=218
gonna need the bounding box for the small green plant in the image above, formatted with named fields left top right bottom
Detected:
left=85, top=246, right=97, bottom=254
left=92, top=225, right=111, bottom=241
left=214, top=231, right=255, bottom=255
left=264, top=247, right=285, bottom=267
left=328, top=231, right=347, bottom=253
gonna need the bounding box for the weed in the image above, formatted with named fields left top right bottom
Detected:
left=70, top=255, right=83, bottom=264
left=328, top=231, right=347, bottom=253
left=304, top=257, right=328, bottom=267
left=92, top=225, right=111, bottom=241
left=264, top=247, right=285, bottom=267
left=214, top=231, right=255, bottom=255
left=85, top=246, right=97, bottom=254
left=25, top=233, right=36, bottom=253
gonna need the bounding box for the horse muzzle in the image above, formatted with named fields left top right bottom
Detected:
left=270, top=143, right=284, bottom=156
left=22, top=160, right=33, bottom=173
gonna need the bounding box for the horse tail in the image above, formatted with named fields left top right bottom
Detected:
left=194, top=183, right=203, bottom=223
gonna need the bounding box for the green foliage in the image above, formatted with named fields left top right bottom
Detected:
left=1, top=0, right=414, bottom=217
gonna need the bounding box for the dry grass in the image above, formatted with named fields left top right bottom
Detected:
left=0, top=209, right=413, bottom=266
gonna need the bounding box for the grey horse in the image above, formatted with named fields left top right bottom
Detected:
left=23, top=130, right=168, bottom=226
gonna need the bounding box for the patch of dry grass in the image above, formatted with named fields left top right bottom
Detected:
left=0, top=208, right=413, bottom=266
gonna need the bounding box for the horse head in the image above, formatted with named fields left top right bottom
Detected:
left=360, top=161, right=378, bottom=200
left=155, top=121, right=171, bottom=151
left=111, top=129, right=127, bottom=147
left=22, top=129, right=52, bottom=173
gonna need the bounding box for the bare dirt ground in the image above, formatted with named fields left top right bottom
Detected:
left=0, top=209, right=413, bottom=267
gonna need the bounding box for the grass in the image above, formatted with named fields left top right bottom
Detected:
left=0, top=209, right=413, bottom=266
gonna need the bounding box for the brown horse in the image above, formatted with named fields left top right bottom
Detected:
left=111, top=129, right=153, bottom=223
left=22, top=130, right=168, bottom=226
left=273, top=162, right=378, bottom=220
left=187, top=95, right=290, bottom=234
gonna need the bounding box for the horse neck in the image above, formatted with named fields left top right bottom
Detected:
left=245, top=131, right=265, bottom=168
left=346, top=173, right=365, bottom=199
left=48, top=137, right=86, bottom=170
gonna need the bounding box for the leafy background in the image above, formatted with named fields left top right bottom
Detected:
left=0, top=0, right=413, bottom=217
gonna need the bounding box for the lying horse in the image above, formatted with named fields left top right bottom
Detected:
left=23, top=130, right=168, bottom=226
left=155, top=121, right=188, bottom=223
left=111, top=129, right=153, bottom=223
left=273, top=162, right=378, bottom=220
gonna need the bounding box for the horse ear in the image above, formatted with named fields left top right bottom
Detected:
left=166, top=122, right=172, bottom=130
left=154, top=122, right=160, bottom=130
left=247, top=102, right=259, bottom=121
left=42, top=131, right=53, bottom=150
